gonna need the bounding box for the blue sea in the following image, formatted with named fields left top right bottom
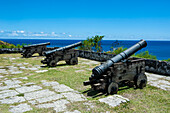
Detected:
left=0, top=39, right=170, bottom=60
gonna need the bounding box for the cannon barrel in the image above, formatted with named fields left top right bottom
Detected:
left=92, top=39, right=147, bottom=77
left=23, top=42, right=50, bottom=48
left=45, top=41, right=82, bottom=55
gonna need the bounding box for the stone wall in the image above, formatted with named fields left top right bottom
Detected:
left=0, top=48, right=23, bottom=54
left=144, top=59, right=170, bottom=76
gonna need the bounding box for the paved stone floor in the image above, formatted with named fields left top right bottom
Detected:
left=145, top=72, right=170, bottom=91
left=0, top=56, right=169, bottom=113
left=0, top=57, right=130, bottom=112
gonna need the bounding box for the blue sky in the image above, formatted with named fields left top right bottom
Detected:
left=0, top=0, right=170, bottom=40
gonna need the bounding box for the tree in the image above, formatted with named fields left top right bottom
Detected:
left=79, top=35, right=104, bottom=52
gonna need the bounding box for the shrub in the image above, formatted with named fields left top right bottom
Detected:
left=162, top=58, right=170, bottom=62
left=79, top=35, right=104, bottom=52
left=133, top=50, right=157, bottom=60
left=106, top=47, right=127, bottom=55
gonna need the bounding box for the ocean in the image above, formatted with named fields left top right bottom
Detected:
left=0, top=38, right=170, bottom=60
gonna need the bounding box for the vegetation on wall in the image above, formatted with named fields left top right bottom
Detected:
left=0, top=40, right=26, bottom=49
left=78, top=35, right=104, bottom=52
left=133, top=51, right=157, bottom=60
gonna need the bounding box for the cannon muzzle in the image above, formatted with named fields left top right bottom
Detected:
left=92, top=39, right=147, bottom=77
left=45, top=41, right=82, bottom=55
left=23, top=42, right=50, bottom=48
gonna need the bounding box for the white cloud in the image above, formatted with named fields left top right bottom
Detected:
left=40, top=32, right=44, bottom=34
left=8, top=32, right=18, bottom=36
left=68, top=35, right=72, bottom=37
left=63, top=32, right=66, bottom=35
left=0, top=30, right=4, bottom=33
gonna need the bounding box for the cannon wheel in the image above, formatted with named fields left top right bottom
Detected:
left=48, top=60, right=57, bottom=67
left=65, top=60, right=70, bottom=65
left=134, top=73, right=147, bottom=89
left=107, top=82, right=119, bottom=95
left=69, top=57, right=78, bottom=65
left=25, top=52, right=32, bottom=58
left=39, top=51, right=45, bottom=56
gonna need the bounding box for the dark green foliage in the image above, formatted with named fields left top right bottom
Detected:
left=0, top=44, right=26, bottom=49
left=79, top=35, right=104, bottom=52
left=162, top=58, right=170, bottom=62
left=133, top=50, right=157, bottom=60
left=106, top=47, right=127, bottom=55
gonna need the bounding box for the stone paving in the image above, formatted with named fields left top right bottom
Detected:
left=1, top=56, right=169, bottom=112
left=99, top=95, right=129, bottom=107
left=145, top=72, right=170, bottom=91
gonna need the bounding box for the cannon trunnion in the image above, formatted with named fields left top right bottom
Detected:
left=22, top=42, right=50, bottom=58
left=83, top=40, right=147, bottom=94
left=41, top=41, right=82, bottom=67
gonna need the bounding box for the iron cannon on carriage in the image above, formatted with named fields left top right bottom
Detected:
left=22, top=42, right=50, bottom=58
left=83, top=39, right=148, bottom=94
left=41, top=41, right=82, bottom=67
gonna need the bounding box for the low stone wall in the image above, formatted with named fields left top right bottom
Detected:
left=0, top=48, right=23, bottom=54
left=0, top=47, right=58, bottom=54
left=145, top=59, right=170, bottom=76
left=77, top=50, right=115, bottom=62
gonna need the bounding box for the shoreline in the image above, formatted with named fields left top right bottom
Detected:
left=0, top=38, right=170, bottom=41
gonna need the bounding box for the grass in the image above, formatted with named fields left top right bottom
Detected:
left=0, top=53, right=169, bottom=113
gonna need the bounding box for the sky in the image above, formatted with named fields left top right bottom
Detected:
left=0, top=0, right=170, bottom=40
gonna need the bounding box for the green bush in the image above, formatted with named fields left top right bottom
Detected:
left=106, top=47, right=127, bottom=55
left=0, top=44, right=24, bottom=49
left=133, top=50, right=157, bottom=60
left=79, top=35, right=104, bottom=52
left=162, top=58, right=170, bottom=62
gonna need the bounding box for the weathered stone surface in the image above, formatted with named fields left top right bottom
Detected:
left=23, top=63, right=29, bottom=65
left=28, top=100, right=38, bottom=105
left=0, top=90, right=13, bottom=94
left=10, top=71, right=23, bottom=74
left=75, top=70, right=85, bottom=73
left=4, top=80, right=22, bottom=86
left=83, top=102, right=95, bottom=108
left=0, top=96, right=25, bottom=104
left=146, top=72, right=170, bottom=91
left=64, top=110, right=81, bottom=113
left=24, top=89, right=56, bottom=100
left=0, top=90, right=19, bottom=99
left=15, top=85, right=42, bottom=93
left=52, top=84, right=74, bottom=92
left=0, top=84, right=21, bottom=91
left=36, top=103, right=55, bottom=108
left=41, top=80, right=59, bottom=86
left=19, top=66, right=27, bottom=70
left=99, top=95, right=129, bottom=107
left=26, top=67, right=38, bottom=70
left=53, top=99, right=70, bottom=112
left=35, top=70, right=48, bottom=73
left=0, top=66, right=5, bottom=68
left=23, top=82, right=35, bottom=86
left=0, top=69, right=8, bottom=74
left=0, top=75, right=4, bottom=78
left=16, top=63, right=23, bottom=66
left=9, top=103, right=32, bottom=113
left=62, top=92, right=87, bottom=102
left=36, top=94, right=64, bottom=103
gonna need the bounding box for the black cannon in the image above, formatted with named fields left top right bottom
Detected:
left=84, top=39, right=148, bottom=94
left=41, top=41, right=82, bottom=67
left=22, top=42, right=50, bottom=58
